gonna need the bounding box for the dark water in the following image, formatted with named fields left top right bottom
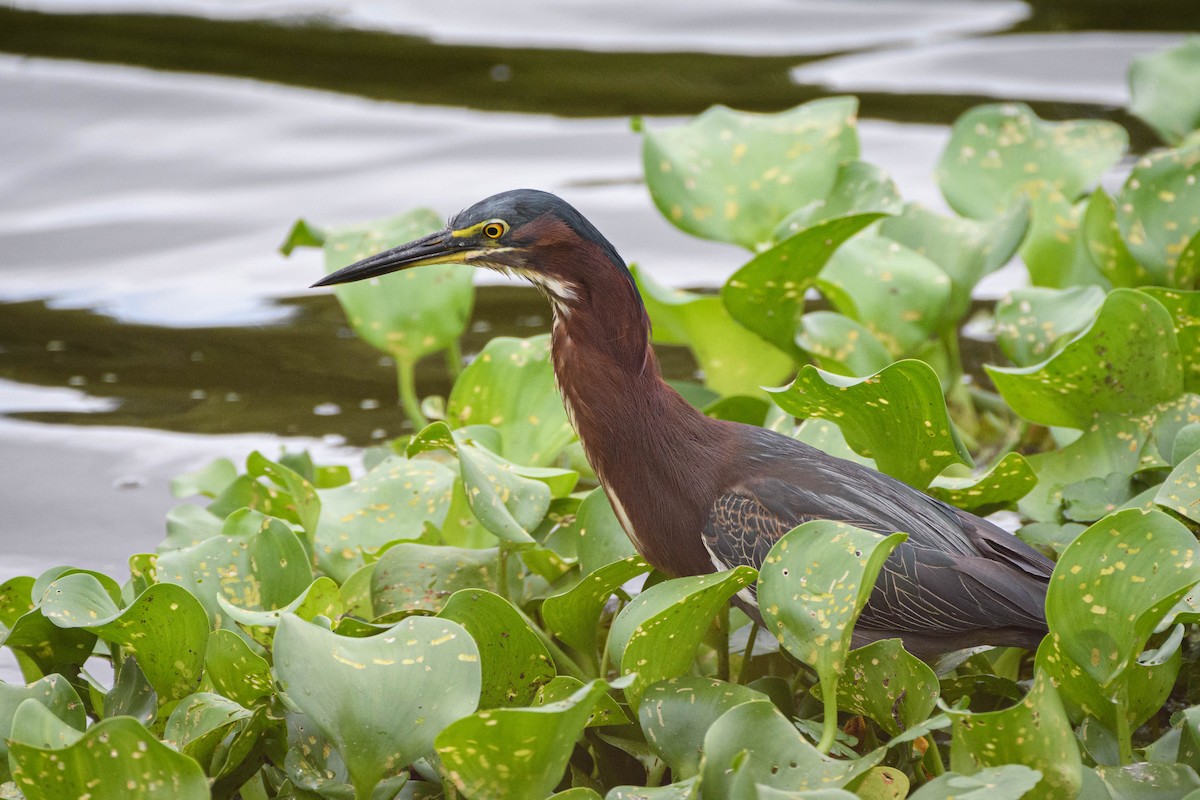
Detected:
left=0, top=0, right=1195, bottom=617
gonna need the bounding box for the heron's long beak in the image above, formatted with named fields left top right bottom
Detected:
left=311, top=230, right=469, bottom=287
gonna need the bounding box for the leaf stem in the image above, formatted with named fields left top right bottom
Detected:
left=396, top=359, right=429, bottom=429
left=715, top=607, right=730, bottom=682
left=497, top=542, right=511, bottom=602
left=924, top=735, right=946, bottom=777
left=645, top=758, right=667, bottom=788
left=816, top=676, right=839, bottom=754
left=736, top=622, right=760, bottom=685
left=1115, top=681, right=1133, bottom=765
left=514, top=605, right=589, bottom=681
left=444, top=339, right=464, bottom=379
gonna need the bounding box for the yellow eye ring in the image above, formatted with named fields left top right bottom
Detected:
left=482, top=220, right=508, bottom=239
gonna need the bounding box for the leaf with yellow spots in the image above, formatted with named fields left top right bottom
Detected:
left=1129, top=37, right=1200, bottom=146
left=435, top=679, right=617, bottom=800
left=0, top=572, right=100, bottom=683
left=796, top=310, right=893, bottom=376
left=8, top=701, right=209, bottom=800
left=817, top=638, right=938, bottom=737
left=768, top=359, right=971, bottom=490
left=275, top=614, right=481, bottom=800
left=0, top=675, right=85, bottom=784
left=1141, top=287, right=1200, bottom=393
left=1083, top=188, right=1152, bottom=288
left=987, top=289, right=1184, bottom=429
left=945, top=656, right=1080, bottom=800
left=723, top=212, right=884, bottom=360
left=1155, top=448, right=1200, bottom=525
left=40, top=576, right=209, bottom=703
left=1114, top=141, right=1200, bottom=284
left=642, top=98, right=860, bottom=250
left=928, top=452, right=1037, bottom=515
left=607, top=567, right=757, bottom=709
left=447, top=334, right=575, bottom=467
left=757, top=521, right=906, bottom=752
left=542, top=554, right=649, bottom=653
left=993, top=285, right=1106, bottom=368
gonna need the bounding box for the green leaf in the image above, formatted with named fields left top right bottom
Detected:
left=447, top=334, right=574, bottom=467
left=608, top=568, right=757, bottom=709
left=927, top=452, right=1037, bottom=514
left=699, top=699, right=877, bottom=797
left=1083, top=189, right=1150, bottom=288
left=1046, top=508, right=1200, bottom=688
left=203, top=628, right=273, bottom=707
left=936, top=102, right=1127, bottom=220
left=317, top=207, right=474, bottom=367
left=1094, top=762, right=1200, bottom=799
left=0, top=675, right=84, bottom=783
left=946, top=664, right=1080, bottom=800
left=534, top=676, right=630, bottom=728
left=275, top=614, right=481, bottom=800
left=1115, top=142, right=1200, bottom=285
left=642, top=98, right=860, bottom=250
left=723, top=213, right=884, bottom=359
left=105, top=655, right=156, bottom=724
left=436, top=679, right=612, bottom=800
left=796, top=312, right=893, bottom=377
left=437, top=589, right=555, bottom=708
left=217, top=576, right=343, bottom=644
left=1157, top=448, right=1200, bottom=523
left=542, top=555, right=651, bottom=653
left=879, top=199, right=1029, bottom=322
left=8, top=702, right=209, bottom=800
left=634, top=265, right=794, bottom=397
left=907, top=765, right=1042, bottom=800
left=314, top=454, right=456, bottom=582
left=823, top=639, right=938, bottom=737
left=1141, top=288, right=1200, bottom=392
left=1129, top=37, right=1200, bottom=145
left=986, top=289, right=1184, bottom=428
left=767, top=360, right=970, bottom=489
left=637, top=677, right=765, bottom=780
left=247, top=451, right=321, bottom=537
left=772, top=160, right=900, bottom=239
left=817, top=234, right=953, bottom=355
left=170, top=457, right=237, bottom=499
left=163, top=692, right=256, bottom=772
left=993, top=285, right=1107, bottom=368
left=373, top=543, right=526, bottom=615
left=605, top=779, right=697, bottom=800
left=155, top=508, right=313, bottom=634
left=0, top=575, right=96, bottom=681
left=40, top=577, right=208, bottom=703
left=757, top=521, right=907, bottom=687
left=279, top=217, right=326, bottom=254
left=571, top=488, right=639, bottom=577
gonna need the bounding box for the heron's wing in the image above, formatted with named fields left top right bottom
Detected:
left=702, top=475, right=1048, bottom=634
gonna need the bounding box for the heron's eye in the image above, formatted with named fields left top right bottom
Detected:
left=482, top=220, right=508, bottom=239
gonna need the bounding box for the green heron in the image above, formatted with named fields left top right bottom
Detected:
left=314, top=189, right=1052, bottom=657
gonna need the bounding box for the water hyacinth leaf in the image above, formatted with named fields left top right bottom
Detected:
left=171, top=457, right=237, bottom=499
left=7, top=702, right=209, bottom=800
left=572, top=488, right=638, bottom=577
left=0, top=675, right=84, bottom=783
left=878, top=199, right=1029, bottom=321
left=817, top=234, right=954, bottom=354
left=946, top=666, right=1080, bottom=800
left=542, top=555, right=651, bottom=653
left=217, top=576, right=343, bottom=645
left=534, top=676, right=630, bottom=728
left=447, top=334, right=574, bottom=467
left=936, top=103, right=1126, bottom=220
left=993, top=285, right=1106, bottom=368
left=1046, top=508, right=1200, bottom=688
left=824, top=639, right=939, bottom=736
left=927, top=452, right=1037, bottom=515
left=1083, top=189, right=1150, bottom=287
left=40, top=576, right=208, bottom=703
left=633, top=264, right=794, bottom=398
left=105, top=654, right=156, bottom=725
left=1176, top=228, right=1200, bottom=291
left=436, top=589, right=555, bottom=708
left=315, top=454, right=456, bottom=582
left=1019, top=191, right=1101, bottom=289
left=0, top=575, right=95, bottom=680
left=607, top=567, right=757, bottom=708
left=797, top=311, right=893, bottom=377
left=275, top=614, right=481, bottom=800
left=247, top=451, right=320, bottom=537
left=1115, top=142, right=1200, bottom=282
left=1094, top=762, right=1200, bottom=799
left=986, top=289, right=1183, bottom=428
left=700, top=699, right=877, bottom=797
left=1141, top=288, right=1200, bottom=392
left=1157, top=448, right=1200, bottom=523
left=757, top=521, right=906, bottom=681
left=163, top=691, right=255, bottom=769
left=162, top=503, right=224, bottom=551
left=772, top=160, right=900, bottom=239
left=606, top=778, right=697, bottom=800
left=907, top=765, right=1042, bottom=800
left=642, top=98, right=860, bottom=250
left=768, top=360, right=971, bottom=489
left=1129, top=37, right=1200, bottom=145
left=637, top=677, right=766, bottom=779
left=551, top=790, right=603, bottom=800
left=723, top=213, right=884, bottom=359
left=155, top=508, right=313, bottom=633
left=436, top=679, right=610, bottom=800
left=372, top=543, right=505, bottom=615
left=204, top=628, right=273, bottom=707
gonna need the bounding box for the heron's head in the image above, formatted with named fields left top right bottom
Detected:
left=313, top=189, right=635, bottom=315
